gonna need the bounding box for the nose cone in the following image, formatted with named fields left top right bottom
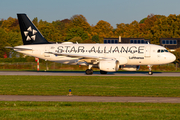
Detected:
left=169, top=53, right=176, bottom=63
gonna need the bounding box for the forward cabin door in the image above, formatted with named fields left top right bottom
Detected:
left=145, top=46, right=151, bottom=57
left=144, top=46, right=151, bottom=64
left=128, top=46, right=145, bottom=65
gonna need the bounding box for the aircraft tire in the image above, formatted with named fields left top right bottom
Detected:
left=85, top=69, right=93, bottom=75
left=148, top=71, right=153, bottom=75
left=100, top=70, right=107, bottom=74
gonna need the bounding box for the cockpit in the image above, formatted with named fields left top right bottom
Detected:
left=157, top=49, right=168, bottom=53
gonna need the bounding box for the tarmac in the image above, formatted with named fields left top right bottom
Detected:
left=0, top=71, right=180, bottom=76
left=0, top=95, right=180, bottom=103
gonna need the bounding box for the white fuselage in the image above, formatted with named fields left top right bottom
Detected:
left=14, top=43, right=176, bottom=66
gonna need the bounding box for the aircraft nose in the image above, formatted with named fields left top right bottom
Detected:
left=169, top=53, right=176, bottom=63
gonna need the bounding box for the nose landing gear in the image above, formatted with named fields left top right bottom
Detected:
left=148, top=65, right=153, bottom=75
left=148, top=71, right=153, bottom=75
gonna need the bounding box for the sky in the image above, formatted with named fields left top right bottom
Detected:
left=1, top=0, right=180, bottom=28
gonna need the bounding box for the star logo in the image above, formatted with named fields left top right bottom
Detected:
left=24, top=26, right=37, bottom=41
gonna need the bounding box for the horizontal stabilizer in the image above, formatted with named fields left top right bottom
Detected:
left=13, top=47, right=33, bottom=51
left=5, top=46, right=33, bottom=51
left=5, top=46, right=14, bottom=49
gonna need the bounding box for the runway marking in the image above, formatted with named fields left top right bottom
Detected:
left=0, top=95, right=180, bottom=103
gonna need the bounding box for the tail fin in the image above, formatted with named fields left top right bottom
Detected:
left=17, top=14, right=49, bottom=45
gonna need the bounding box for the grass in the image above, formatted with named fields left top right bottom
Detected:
left=0, top=76, right=180, bottom=119
left=0, top=76, right=180, bottom=97
left=0, top=101, right=180, bottom=120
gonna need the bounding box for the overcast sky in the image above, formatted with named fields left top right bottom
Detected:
left=1, top=0, right=180, bottom=28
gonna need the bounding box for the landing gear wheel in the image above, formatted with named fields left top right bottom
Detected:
left=85, top=69, right=93, bottom=75
left=100, top=70, right=107, bottom=74
left=148, top=65, right=153, bottom=75
left=148, top=71, right=153, bottom=75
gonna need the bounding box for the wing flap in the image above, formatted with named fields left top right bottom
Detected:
left=46, top=52, right=102, bottom=59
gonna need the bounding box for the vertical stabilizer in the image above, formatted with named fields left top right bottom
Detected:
left=17, top=14, right=49, bottom=45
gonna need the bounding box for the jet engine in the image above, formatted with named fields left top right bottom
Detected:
left=120, top=65, right=140, bottom=71
left=99, top=60, right=119, bottom=72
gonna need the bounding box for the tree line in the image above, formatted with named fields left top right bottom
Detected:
left=0, top=14, right=180, bottom=63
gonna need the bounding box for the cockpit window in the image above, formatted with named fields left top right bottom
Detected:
left=157, top=49, right=168, bottom=53
left=164, top=50, right=168, bottom=52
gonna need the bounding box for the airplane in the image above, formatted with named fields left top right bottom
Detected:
left=7, top=14, right=176, bottom=75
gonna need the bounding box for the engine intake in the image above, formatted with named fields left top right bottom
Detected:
left=99, top=60, right=119, bottom=72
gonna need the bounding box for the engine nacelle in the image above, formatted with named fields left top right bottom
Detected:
left=120, top=65, right=140, bottom=71
left=99, top=60, right=119, bottom=72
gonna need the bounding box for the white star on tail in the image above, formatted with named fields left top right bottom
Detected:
left=24, top=26, right=37, bottom=41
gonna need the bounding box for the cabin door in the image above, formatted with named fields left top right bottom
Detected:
left=44, top=46, right=50, bottom=57
left=145, top=46, right=151, bottom=57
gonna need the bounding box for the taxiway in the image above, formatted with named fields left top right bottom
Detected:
left=0, top=71, right=180, bottom=76
left=0, top=95, right=180, bottom=103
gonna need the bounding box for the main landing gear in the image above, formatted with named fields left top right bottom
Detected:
left=148, top=65, right=153, bottom=75
left=85, top=69, right=93, bottom=75
left=86, top=69, right=108, bottom=75
left=85, top=65, right=93, bottom=75
left=85, top=65, right=108, bottom=75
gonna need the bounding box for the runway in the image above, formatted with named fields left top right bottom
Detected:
left=0, top=71, right=180, bottom=76
left=0, top=95, right=180, bottom=103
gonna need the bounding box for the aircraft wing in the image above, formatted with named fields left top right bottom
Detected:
left=45, top=52, right=105, bottom=60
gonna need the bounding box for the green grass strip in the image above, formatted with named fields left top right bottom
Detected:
left=0, top=101, right=180, bottom=119
left=0, top=76, right=180, bottom=97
